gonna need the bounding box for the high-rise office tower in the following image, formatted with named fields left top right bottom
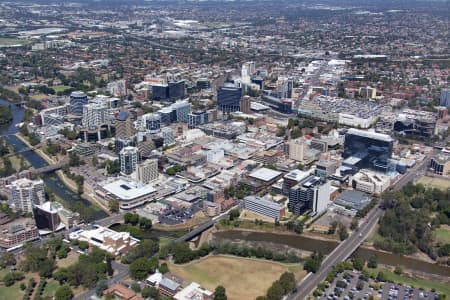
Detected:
left=188, top=111, right=208, bottom=129
left=119, top=146, right=140, bottom=175
left=9, top=178, right=45, bottom=214
left=440, top=89, right=450, bottom=107
left=168, top=80, right=185, bottom=99
left=343, top=128, right=393, bottom=172
left=82, top=102, right=107, bottom=129
left=145, top=113, right=161, bottom=134
left=137, top=159, right=159, bottom=184
left=288, top=175, right=330, bottom=215
left=240, top=95, right=251, bottom=114
left=217, top=86, right=242, bottom=113
left=69, top=91, right=88, bottom=116
left=161, top=127, right=175, bottom=146
left=173, top=100, right=191, bottom=123
left=241, top=62, right=256, bottom=84
left=115, top=111, right=135, bottom=139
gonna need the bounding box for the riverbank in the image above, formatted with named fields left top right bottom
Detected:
left=15, top=132, right=109, bottom=217
left=211, top=229, right=450, bottom=279
left=212, top=224, right=442, bottom=265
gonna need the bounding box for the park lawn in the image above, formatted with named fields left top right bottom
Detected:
left=57, top=251, right=79, bottom=268
left=417, top=176, right=450, bottom=191
left=0, top=270, right=38, bottom=300
left=159, top=237, right=173, bottom=247
left=168, top=255, right=306, bottom=300
left=9, top=155, right=30, bottom=172
left=434, top=225, right=450, bottom=244
left=41, top=279, right=60, bottom=298
left=367, top=267, right=450, bottom=296
left=53, top=85, right=72, bottom=93
left=0, top=281, right=25, bottom=300
left=0, top=37, right=29, bottom=46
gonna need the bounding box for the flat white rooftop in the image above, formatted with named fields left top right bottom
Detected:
left=249, top=167, right=282, bottom=182
left=102, top=178, right=156, bottom=201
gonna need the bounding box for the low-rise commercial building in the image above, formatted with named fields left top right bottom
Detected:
left=69, top=225, right=139, bottom=256
left=333, top=190, right=372, bottom=216
left=100, top=178, right=157, bottom=210
left=243, top=196, right=285, bottom=221
left=349, top=170, right=390, bottom=194
left=429, top=154, right=450, bottom=176
left=174, top=282, right=213, bottom=300
left=0, top=218, right=39, bottom=249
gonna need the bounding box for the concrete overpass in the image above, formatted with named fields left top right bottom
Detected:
left=94, top=213, right=125, bottom=227
left=32, top=158, right=68, bottom=174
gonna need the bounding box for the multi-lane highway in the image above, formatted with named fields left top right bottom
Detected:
left=288, top=207, right=383, bottom=300
left=288, top=151, right=437, bottom=300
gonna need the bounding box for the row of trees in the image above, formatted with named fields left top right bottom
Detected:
left=255, top=272, right=296, bottom=300
left=0, top=105, right=12, bottom=125
left=168, top=241, right=302, bottom=265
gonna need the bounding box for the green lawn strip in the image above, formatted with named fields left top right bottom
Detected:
left=434, top=226, right=450, bottom=244
left=52, top=85, right=72, bottom=93
left=367, top=267, right=450, bottom=296
left=0, top=282, right=24, bottom=299
left=42, top=279, right=60, bottom=298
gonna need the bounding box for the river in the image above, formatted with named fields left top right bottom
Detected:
left=0, top=99, right=107, bottom=221
left=213, top=230, right=450, bottom=277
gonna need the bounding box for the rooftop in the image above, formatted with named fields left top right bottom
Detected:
left=347, top=128, right=393, bottom=143
left=102, top=178, right=156, bottom=201
left=249, top=167, right=282, bottom=182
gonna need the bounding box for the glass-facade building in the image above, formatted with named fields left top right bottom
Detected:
left=343, top=128, right=393, bottom=172
left=217, top=86, right=242, bottom=113
left=69, top=91, right=88, bottom=116
left=145, top=113, right=161, bottom=134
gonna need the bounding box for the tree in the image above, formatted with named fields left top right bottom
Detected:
left=124, top=212, right=139, bottom=225
left=139, top=217, right=152, bottom=230
left=106, top=257, right=113, bottom=276
left=367, top=255, right=377, bottom=268
left=351, top=255, right=364, bottom=271
left=394, top=265, right=403, bottom=275
left=279, top=272, right=296, bottom=294
left=294, top=222, right=303, bottom=234
left=109, top=199, right=119, bottom=213
left=131, top=282, right=141, bottom=293
left=350, top=218, right=359, bottom=231
left=129, top=257, right=155, bottom=280
left=0, top=252, right=16, bottom=267
left=213, top=285, right=227, bottom=300
left=142, top=286, right=159, bottom=299
left=338, top=224, right=349, bottom=241
left=171, top=243, right=195, bottom=264
left=377, top=271, right=387, bottom=282
left=55, top=284, right=73, bottom=300
left=78, top=241, right=89, bottom=251
left=159, top=262, right=169, bottom=274
left=267, top=280, right=284, bottom=300
left=328, top=221, right=338, bottom=234
left=96, top=280, right=108, bottom=296
left=229, top=209, right=240, bottom=221
left=53, top=267, right=70, bottom=284
left=304, top=251, right=323, bottom=273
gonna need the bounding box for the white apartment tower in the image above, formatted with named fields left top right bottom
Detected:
left=9, top=178, right=45, bottom=214
left=289, top=138, right=307, bottom=162
left=137, top=159, right=159, bottom=184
